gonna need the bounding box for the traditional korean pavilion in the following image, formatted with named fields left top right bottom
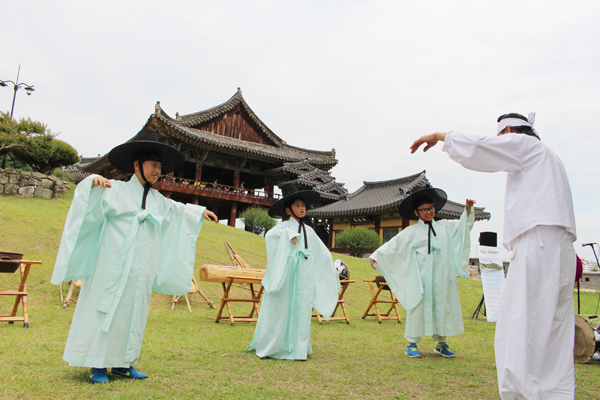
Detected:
left=307, top=171, right=492, bottom=251
left=82, top=89, right=343, bottom=226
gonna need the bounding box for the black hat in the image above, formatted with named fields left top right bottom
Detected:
left=479, top=232, right=497, bottom=247
left=268, top=183, right=320, bottom=218
left=398, top=187, right=447, bottom=220
left=108, top=129, right=185, bottom=174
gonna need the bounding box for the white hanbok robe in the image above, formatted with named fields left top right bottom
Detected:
left=51, top=174, right=205, bottom=368
left=370, top=210, right=474, bottom=338
left=443, top=131, right=577, bottom=399
left=246, top=219, right=340, bottom=360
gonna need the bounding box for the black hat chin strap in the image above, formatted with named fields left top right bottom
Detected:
left=289, top=209, right=309, bottom=258
left=424, top=220, right=436, bottom=254
left=136, top=159, right=153, bottom=210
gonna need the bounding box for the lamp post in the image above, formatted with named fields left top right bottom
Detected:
left=1, top=65, right=35, bottom=118
left=1, top=65, right=35, bottom=168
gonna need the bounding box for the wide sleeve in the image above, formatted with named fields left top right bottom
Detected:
left=442, top=131, right=527, bottom=173
left=310, top=232, right=341, bottom=320
left=152, top=198, right=205, bottom=295
left=440, top=209, right=475, bottom=278
left=261, top=223, right=300, bottom=294
left=369, top=229, right=423, bottom=310
left=51, top=175, right=112, bottom=284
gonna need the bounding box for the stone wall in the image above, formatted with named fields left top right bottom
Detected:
left=0, top=169, right=72, bottom=199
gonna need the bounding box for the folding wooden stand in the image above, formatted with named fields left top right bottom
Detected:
left=313, top=279, right=355, bottom=324
left=0, top=260, right=42, bottom=328
left=215, top=276, right=264, bottom=326
left=362, top=279, right=401, bottom=324
left=171, top=277, right=216, bottom=312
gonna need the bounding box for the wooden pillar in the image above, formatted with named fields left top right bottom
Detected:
left=327, top=221, right=334, bottom=249
left=164, top=192, right=171, bottom=199
left=228, top=202, right=237, bottom=227
left=374, top=219, right=380, bottom=236
left=191, top=196, right=199, bottom=205
left=267, top=184, right=273, bottom=199
left=195, top=164, right=202, bottom=182
left=233, top=170, right=240, bottom=188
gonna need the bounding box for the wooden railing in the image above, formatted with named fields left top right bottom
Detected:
left=154, top=176, right=281, bottom=203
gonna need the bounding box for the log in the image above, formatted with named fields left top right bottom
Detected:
left=199, top=264, right=265, bottom=284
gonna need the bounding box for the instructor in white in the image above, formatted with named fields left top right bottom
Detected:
left=410, top=113, right=576, bottom=399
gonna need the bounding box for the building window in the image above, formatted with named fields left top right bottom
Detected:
left=383, top=227, right=399, bottom=243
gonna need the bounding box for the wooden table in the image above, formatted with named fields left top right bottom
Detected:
left=362, top=279, right=401, bottom=324
left=0, top=260, right=42, bottom=328
left=215, top=276, right=264, bottom=326
left=313, top=279, right=355, bottom=324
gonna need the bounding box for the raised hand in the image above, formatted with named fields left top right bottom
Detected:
left=203, top=209, right=219, bottom=223
left=410, top=132, right=447, bottom=154
left=465, top=199, right=476, bottom=216
left=92, top=176, right=112, bottom=189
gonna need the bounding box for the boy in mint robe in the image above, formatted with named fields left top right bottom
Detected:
left=247, top=183, right=340, bottom=360
left=51, top=129, right=217, bottom=383
left=369, top=188, right=474, bottom=358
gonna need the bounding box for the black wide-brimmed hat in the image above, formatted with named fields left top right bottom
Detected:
left=268, top=183, right=320, bottom=218
left=398, top=187, right=447, bottom=220
left=108, top=129, right=185, bottom=174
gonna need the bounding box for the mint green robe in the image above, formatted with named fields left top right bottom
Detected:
left=247, top=219, right=341, bottom=360
left=51, top=174, right=205, bottom=368
left=369, top=210, right=473, bottom=337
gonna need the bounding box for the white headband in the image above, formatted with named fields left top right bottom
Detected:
left=496, top=112, right=537, bottom=134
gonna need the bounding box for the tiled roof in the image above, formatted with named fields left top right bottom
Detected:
left=151, top=90, right=337, bottom=169
left=270, top=160, right=348, bottom=202
left=307, top=171, right=491, bottom=222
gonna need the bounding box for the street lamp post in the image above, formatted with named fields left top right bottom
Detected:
left=1, top=65, right=35, bottom=118
left=1, top=65, right=36, bottom=168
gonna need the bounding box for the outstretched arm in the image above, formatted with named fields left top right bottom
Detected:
left=466, top=199, right=475, bottom=217
left=410, top=132, right=447, bottom=154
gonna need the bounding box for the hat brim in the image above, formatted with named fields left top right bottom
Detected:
left=398, top=188, right=447, bottom=220
left=108, top=140, right=185, bottom=174
left=268, top=191, right=320, bottom=218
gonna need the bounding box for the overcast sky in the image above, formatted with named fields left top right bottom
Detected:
left=2, top=1, right=599, bottom=262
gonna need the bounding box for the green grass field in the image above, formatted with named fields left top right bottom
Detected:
left=1, top=190, right=599, bottom=399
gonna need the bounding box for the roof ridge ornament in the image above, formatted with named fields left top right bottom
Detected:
left=155, top=101, right=161, bottom=114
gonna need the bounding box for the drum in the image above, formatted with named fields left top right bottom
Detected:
left=375, top=275, right=391, bottom=291
left=574, top=315, right=596, bottom=364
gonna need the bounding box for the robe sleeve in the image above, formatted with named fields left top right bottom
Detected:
left=442, top=131, right=528, bottom=173
left=51, top=175, right=113, bottom=284
left=310, top=232, right=341, bottom=320
left=261, top=223, right=300, bottom=294
left=439, top=209, right=475, bottom=278
left=152, top=198, right=205, bottom=295
left=369, top=229, right=424, bottom=310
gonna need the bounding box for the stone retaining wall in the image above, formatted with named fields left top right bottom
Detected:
left=0, top=169, right=72, bottom=199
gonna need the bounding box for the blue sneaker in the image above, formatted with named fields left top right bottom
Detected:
left=405, top=343, right=421, bottom=358
left=111, top=366, right=148, bottom=379
left=434, top=343, right=456, bottom=358
left=90, top=368, right=109, bottom=383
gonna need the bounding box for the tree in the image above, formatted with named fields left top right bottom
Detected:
left=240, top=206, right=276, bottom=235
left=0, top=111, right=79, bottom=174
left=335, top=226, right=382, bottom=258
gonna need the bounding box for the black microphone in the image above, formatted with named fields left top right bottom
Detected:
left=582, top=243, right=596, bottom=247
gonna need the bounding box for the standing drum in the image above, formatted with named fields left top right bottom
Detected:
left=574, top=315, right=595, bottom=364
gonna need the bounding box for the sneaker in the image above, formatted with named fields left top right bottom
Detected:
left=405, top=343, right=421, bottom=358
left=111, top=366, right=148, bottom=379
left=434, top=343, right=456, bottom=358
left=90, top=368, right=109, bottom=383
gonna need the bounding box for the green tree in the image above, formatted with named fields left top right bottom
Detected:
left=335, top=226, right=382, bottom=258
left=0, top=111, right=79, bottom=174
left=240, top=206, right=276, bottom=235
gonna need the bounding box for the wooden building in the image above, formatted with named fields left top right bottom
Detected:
left=82, top=89, right=342, bottom=226
left=307, top=171, right=492, bottom=251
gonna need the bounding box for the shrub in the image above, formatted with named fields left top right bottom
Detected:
left=335, top=226, right=382, bottom=258
left=240, top=206, right=276, bottom=235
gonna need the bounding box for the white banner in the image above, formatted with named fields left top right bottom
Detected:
left=478, top=245, right=505, bottom=322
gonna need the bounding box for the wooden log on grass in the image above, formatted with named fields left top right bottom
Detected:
left=199, top=264, right=265, bottom=284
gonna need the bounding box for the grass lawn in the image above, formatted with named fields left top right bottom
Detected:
left=1, top=189, right=599, bottom=399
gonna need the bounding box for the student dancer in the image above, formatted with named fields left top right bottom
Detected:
left=52, top=129, right=218, bottom=383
